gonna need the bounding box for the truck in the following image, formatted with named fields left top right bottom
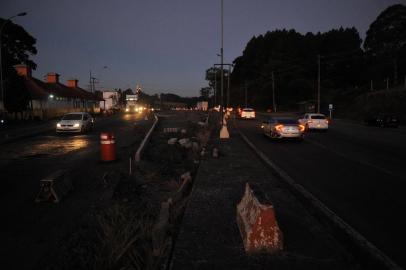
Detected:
left=196, top=101, right=208, bottom=111
left=125, top=94, right=138, bottom=113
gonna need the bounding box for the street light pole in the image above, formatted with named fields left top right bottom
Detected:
left=272, top=71, right=276, bottom=112
left=220, top=0, right=224, bottom=125
left=219, top=0, right=229, bottom=139
left=0, top=12, right=27, bottom=111
left=317, top=54, right=321, bottom=113
left=226, top=65, right=230, bottom=108
left=214, top=65, right=217, bottom=106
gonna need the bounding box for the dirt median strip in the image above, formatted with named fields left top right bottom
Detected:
left=236, top=127, right=402, bottom=270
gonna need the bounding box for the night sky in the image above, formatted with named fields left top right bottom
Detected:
left=1, top=0, right=403, bottom=96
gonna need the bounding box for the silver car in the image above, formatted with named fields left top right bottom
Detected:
left=262, top=117, right=305, bottom=140
left=56, top=112, right=94, bottom=133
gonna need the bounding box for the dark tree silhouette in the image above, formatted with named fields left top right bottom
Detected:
left=1, top=18, right=37, bottom=114
left=364, top=4, right=406, bottom=85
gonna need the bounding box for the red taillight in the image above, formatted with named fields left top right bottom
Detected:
left=275, top=124, right=284, bottom=131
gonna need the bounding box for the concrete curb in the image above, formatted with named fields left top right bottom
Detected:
left=135, top=114, right=159, bottom=162
left=236, top=127, right=402, bottom=270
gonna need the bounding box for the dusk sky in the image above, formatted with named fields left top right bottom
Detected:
left=1, top=0, right=403, bottom=96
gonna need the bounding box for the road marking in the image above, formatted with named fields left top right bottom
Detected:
left=237, top=128, right=402, bottom=270
left=305, top=137, right=398, bottom=178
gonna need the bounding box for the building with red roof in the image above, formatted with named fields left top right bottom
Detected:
left=14, top=64, right=103, bottom=119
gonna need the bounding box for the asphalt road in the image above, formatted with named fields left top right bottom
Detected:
left=0, top=112, right=150, bottom=270
left=236, top=114, right=406, bottom=269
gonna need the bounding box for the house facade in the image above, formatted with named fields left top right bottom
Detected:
left=14, top=64, right=103, bottom=119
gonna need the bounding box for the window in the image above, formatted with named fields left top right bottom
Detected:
left=311, top=115, right=326, bottom=119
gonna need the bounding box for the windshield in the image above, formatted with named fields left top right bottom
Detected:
left=277, top=119, right=299, bottom=124
left=311, top=115, right=326, bottom=119
left=62, top=114, right=83, bottom=120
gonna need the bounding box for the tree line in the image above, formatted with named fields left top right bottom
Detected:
left=203, top=4, right=406, bottom=113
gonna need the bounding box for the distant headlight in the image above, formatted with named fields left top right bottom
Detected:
left=125, top=108, right=129, bottom=112
left=56, top=123, right=61, bottom=127
left=73, top=123, right=80, bottom=128
left=151, top=108, right=154, bottom=111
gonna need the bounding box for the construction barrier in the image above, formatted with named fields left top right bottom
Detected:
left=35, top=169, right=72, bottom=203
left=100, top=132, right=116, bottom=161
left=236, top=183, right=283, bottom=253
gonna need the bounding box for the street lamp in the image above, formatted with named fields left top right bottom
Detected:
left=0, top=12, right=27, bottom=111
left=219, top=0, right=229, bottom=139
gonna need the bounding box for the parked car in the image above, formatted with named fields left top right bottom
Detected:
left=240, top=108, right=256, bottom=119
left=364, top=113, right=398, bottom=128
left=56, top=112, right=94, bottom=133
left=261, top=117, right=305, bottom=140
left=298, top=113, right=329, bottom=131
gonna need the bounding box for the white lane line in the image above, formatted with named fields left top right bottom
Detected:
left=305, top=137, right=398, bottom=178
left=237, top=128, right=402, bottom=270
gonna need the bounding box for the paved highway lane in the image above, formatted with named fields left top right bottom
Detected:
left=236, top=116, right=406, bottom=268
left=0, top=112, right=150, bottom=270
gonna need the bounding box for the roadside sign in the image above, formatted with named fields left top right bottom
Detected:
left=329, top=104, right=333, bottom=110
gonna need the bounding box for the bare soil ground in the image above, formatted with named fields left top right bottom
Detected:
left=40, top=111, right=210, bottom=270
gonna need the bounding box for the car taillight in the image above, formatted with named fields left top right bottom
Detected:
left=299, top=124, right=305, bottom=132
left=275, top=124, right=284, bottom=131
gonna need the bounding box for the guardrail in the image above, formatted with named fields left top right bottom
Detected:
left=134, top=114, right=159, bottom=162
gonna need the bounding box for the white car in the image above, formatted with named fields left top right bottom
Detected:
left=240, top=108, right=256, bottom=119
left=56, top=112, right=94, bottom=133
left=262, top=118, right=305, bottom=140
left=298, top=113, right=329, bottom=131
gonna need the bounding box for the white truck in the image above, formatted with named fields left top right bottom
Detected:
left=196, top=101, right=208, bottom=111
left=125, top=94, right=138, bottom=113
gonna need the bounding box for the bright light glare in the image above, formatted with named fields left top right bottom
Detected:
left=275, top=124, right=284, bottom=131
left=73, top=123, right=80, bottom=128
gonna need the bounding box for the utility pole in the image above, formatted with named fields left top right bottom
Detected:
left=317, top=54, right=321, bottom=114
left=370, top=80, right=373, bottom=91
left=214, top=66, right=217, bottom=106
left=219, top=0, right=229, bottom=139
left=386, top=78, right=389, bottom=90
left=226, top=65, right=230, bottom=108
left=272, top=71, right=276, bottom=112
left=89, top=71, right=93, bottom=92
left=220, top=0, right=224, bottom=125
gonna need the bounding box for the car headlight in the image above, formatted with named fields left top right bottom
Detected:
left=73, top=123, right=80, bottom=128
left=56, top=123, right=61, bottom=128
left=125, top=108, right=129, bottom=112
